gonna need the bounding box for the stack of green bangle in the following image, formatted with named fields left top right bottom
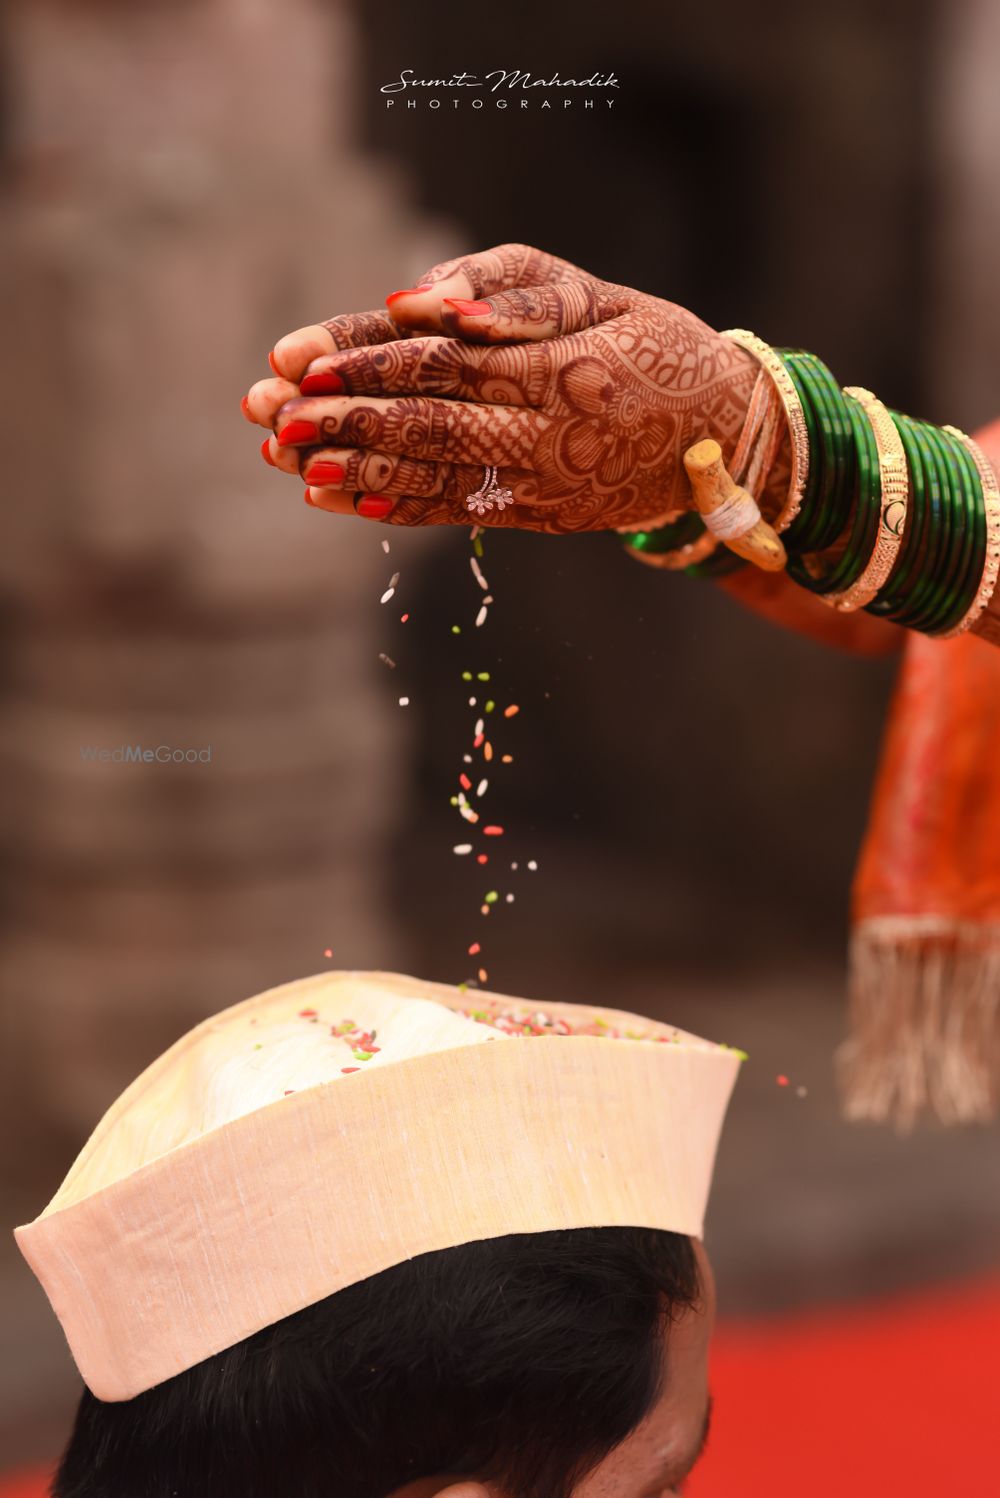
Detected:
left=866, top=413, right=985, bottom=634
left=812, top=391, right=883, bottom=599
left=615, top=337, right=990, bottom=637
left=775, top=351, right=857, bottom=586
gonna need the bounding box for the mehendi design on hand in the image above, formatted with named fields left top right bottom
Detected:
left=415, top=242, right=594, bottom=299
left=319, top=308, right=407, bottom=350
left=283, top=282, right=756, bottom=533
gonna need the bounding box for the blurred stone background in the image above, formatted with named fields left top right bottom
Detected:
left=1, top=0, right=999, bottom=1475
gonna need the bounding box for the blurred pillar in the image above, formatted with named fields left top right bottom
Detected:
left=928, top=0, right=1000, bottom=428
left=0, top=0, right=455, bottom=1153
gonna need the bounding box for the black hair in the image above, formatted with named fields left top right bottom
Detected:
left=52, top=1226, right=700, bottom=1498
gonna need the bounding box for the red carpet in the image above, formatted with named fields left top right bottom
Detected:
left=5, top=1276, right=999, bottom=1498
left=691, top=1274, right=1000, bottom=1496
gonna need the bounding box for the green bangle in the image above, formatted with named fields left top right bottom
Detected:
left=777, top=351, right=855, bottom=564
left=924, top=423, right=985, bottom=637
left=896, top=415, right=942, bottom=629
left=901, top=418, right=952, bottom=632
left=936, top=423, right=1000, bottom=636
left=868, top=414, right=928, bottom=623
left=915, top=420, right=970, bottom=633
left=623, top=512, right=706, bottom=556
left=795, top=353, right=855, bottom=554
left=776, top=356, right=822, bottom=554
left=809, top=391, right=882, bottom=599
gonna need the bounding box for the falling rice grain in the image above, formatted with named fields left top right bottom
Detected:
left=381, top=571, right=401, bottom=605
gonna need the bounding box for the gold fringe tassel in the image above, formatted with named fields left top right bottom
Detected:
left=837, top=918, right=1000, bottom=1131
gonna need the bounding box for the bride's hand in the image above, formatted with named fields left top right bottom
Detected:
left=244, top=245, right=596, bottom=405
left=243, top=244, right=759, bottom=532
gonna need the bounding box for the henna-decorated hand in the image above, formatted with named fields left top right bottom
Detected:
left=243, top=244, right=759, bottom=533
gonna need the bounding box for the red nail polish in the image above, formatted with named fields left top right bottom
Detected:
left=277, top=420, right=321, bottom=447
left=385, top=282, right=435, bottom=306
left=306, top=461, right=345, bottom=485
left=260, top=437, right=276, bottom=467
left=303, top=488, right=316, bottom=506
left=268, top=350, right=280, bottom=375
left=443, top=298, right=492, bottom=317
left=300, top=371, right=345, bottom=396
left=240, top=394, right=252, bottom=419
left=356, top=496, right=394, bottom=519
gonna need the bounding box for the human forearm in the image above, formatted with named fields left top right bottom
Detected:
left=658, top=341, right=1000, bottom=654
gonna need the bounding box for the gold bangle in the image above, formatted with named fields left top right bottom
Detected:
left=821, top=386, right=909, bottom=612
left=933, top=425, right=1000, bottom=638
left=721, top=329, right=809, bottom=533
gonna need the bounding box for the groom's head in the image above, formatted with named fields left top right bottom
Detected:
left=20, top=974, right=738, bottom=1498
left=53, top=1226, right=714, bottom=1498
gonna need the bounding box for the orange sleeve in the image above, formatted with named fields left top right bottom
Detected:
left=717, top=568, right=904, bottom=657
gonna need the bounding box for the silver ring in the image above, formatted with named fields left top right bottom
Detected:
left=466, top=465, right=513, bottom=516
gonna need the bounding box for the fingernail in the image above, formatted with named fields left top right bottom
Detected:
left=356, top=495, right=394, bottom=519
left=306, top=461, right=345, bottom=486
left=240, top=394, right=252, bottom=419
left=277, top=420, right=321, bottom=447
left=300, top=371, right=345, bottom=396
left=443, top=298, right=493, bottom=317
left=304, top=488, right=316, bottom=506
left=260, top=437, right=276, bottom=467
left=268, top=350, right=280, bottom=375
left=385, top=282, right=435, bottom=306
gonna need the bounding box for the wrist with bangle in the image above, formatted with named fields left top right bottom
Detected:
left=618, top=330, right=1000, bottom=640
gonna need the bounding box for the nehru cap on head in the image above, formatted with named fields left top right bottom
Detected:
left=15, top=970, right=742, bottom=1403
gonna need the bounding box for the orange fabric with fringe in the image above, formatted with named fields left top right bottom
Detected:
left=725, top=419, right=1000, bottom=1127
left=852, top=628, right=1000, bottom=926
left=841, top=420, right=1000, bottom=1127
left=846, top=419, right=1000, bottom=1126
